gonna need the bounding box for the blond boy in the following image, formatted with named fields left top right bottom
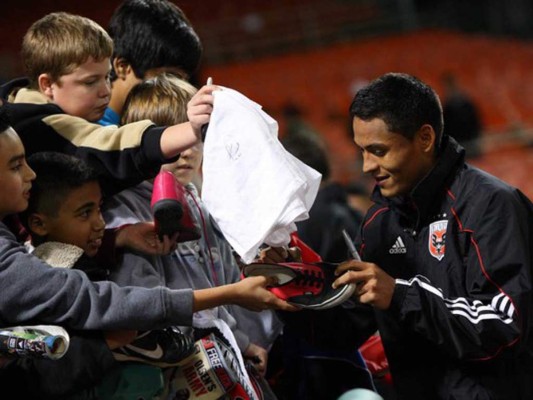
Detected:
left=1, top=12, right=213, bottom=196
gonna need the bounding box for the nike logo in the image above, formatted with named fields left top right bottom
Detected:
left=125, top=343, right=164, bottom=360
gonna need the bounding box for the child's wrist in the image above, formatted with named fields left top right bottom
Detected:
left=113, top=224, right=132, bottom=248
left=225, top=282, right=241, bottom=304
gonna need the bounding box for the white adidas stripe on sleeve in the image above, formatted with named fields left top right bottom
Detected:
left=396, top=276, right=515, bottom=325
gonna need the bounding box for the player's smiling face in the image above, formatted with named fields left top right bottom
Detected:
left=353, top=117, right=435, bottom=198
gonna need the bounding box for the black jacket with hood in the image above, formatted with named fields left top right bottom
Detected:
left=360, top=136, right=533, bottom=399
left=285, top=136, right=533, bottom=399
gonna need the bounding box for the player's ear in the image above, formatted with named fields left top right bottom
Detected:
left=416, top=124, right=436, bottom=154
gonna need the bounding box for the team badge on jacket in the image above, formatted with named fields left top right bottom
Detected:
left=429, top=220, right=448, bottom=261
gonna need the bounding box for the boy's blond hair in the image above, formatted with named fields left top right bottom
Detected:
left=121, top=74, right=197, bottom=126
left=22, top=12, right=113, bottom=87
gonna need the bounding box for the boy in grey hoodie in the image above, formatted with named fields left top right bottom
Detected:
left=104, top=74, right=283, bottom=377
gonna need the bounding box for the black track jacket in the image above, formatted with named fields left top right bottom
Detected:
left=358, top=136, right=533, bottom=399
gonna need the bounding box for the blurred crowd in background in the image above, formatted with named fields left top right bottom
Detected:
left=1, top=0, right=531, bottom=199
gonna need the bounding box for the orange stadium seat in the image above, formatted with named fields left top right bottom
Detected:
left=202, top=29, right=533, bottom=198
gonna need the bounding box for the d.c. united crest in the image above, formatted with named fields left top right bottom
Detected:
left=429, top=220, right=448, bottom=261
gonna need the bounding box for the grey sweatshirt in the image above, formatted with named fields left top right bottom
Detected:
left=103, top=181, right=283, bottom=351
left=0, top=222, right=193, bottom=330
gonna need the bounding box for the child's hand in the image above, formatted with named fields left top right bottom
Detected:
left=244, top=343, right=268, bottom=377
left=258, top=246, right=302, bottom=263
left=232, top=276, right=299, bottom=312
left=115, top=222, right=178, bottom=255
left=187, top=84, right=218, bottom=137
left=104, top=330, right=138, bottom=350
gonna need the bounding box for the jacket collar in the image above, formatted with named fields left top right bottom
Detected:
left=14, top=88, right=52, bottom=105
left=0, top=77, right=55, bottom=105
left=0, top=77, right=30, bottom=101
left=371, top=135, right=465, bottom=223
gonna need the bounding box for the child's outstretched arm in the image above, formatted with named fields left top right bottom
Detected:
left=193, top=276, right=299, bottom=313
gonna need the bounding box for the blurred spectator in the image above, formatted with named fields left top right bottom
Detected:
left=282, top=102, right=322, bottom=143
left=277, top=132, right=375, bottom=400
left=281, top=133, right=363, bottom=263
left=441, top=72, right=483, bottom=158
left=268, top=130, right=376, bottom=397
left=345, top=181, right=374, bottom=218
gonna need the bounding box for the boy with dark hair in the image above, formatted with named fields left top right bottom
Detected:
left=23, top=152, right=105, bottom=255
left=19, top=151, right=190, bottom=397
left=101, top=0, right=203, bottom=126
left=0, top=11, right=212, bottom=196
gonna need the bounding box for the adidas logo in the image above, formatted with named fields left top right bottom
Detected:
left=389, top=236, right=407, bottom=254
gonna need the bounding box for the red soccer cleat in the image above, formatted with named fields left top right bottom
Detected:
left=242, top=261, right=356, bottom=310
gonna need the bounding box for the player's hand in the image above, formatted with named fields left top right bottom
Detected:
left=333, top=260, right=395, bottom=310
